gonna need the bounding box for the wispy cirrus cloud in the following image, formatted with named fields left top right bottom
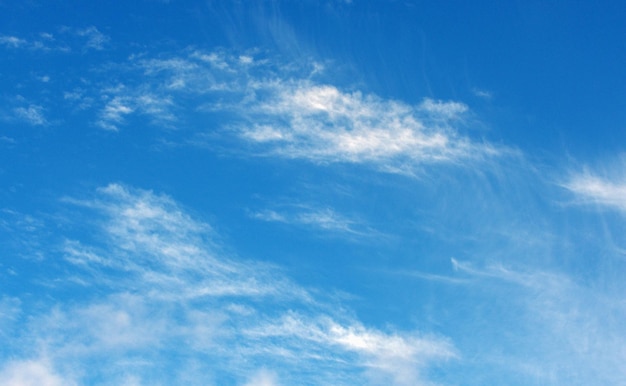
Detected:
left=451, top=258, right=626, bottom=384
left=239, top=83, right=498, bottom=171
left=1, top=38, right=507, bottom=173
left=144, top=50, right=502, bottom=170
left=0, top=32, right=68, bottom=52
left=471, top=88, right=493, bottom=100
left=0, top=26, right=109, bottom=54
left=63, top=183, right=303, bottom=300
left=3, top=184, right=454, bottom=385
left=74, top=48, right=506, bottom=174
left=96, top=88, right=175, bottom=131
left=245, top=313, right=457, bottom=386
left=563, top=168, right=626, bottom=212
left=251, top=204, right=377, bottom=237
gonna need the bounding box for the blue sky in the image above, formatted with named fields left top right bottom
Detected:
left=1, top=1, right=626, bottom=385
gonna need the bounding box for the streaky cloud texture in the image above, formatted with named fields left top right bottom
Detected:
left=75, top=48, right=504, bottom=173
left=4, top=184, right=456, bottom=385
left=2, top=2, right=625, bottom=385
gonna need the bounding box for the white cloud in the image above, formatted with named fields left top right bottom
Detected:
left=418, top=98, right=468, bottom=119
left=0, top=359, right=74, bottom=386
left=238, top=82, right=500, bottom=171
left=452, top=259, right=626, bottom=384
left=64, top=183, right=306, bottom=301
left=98, top=97, right=134, bottom=130
left=245, top=313, right=456, bottom=386
left=97, top=91, right=174, bottom=131
left=0, top=33, right=68, bottom=52
left=13, top=105, right=47, bottom=126
left=0, top=184, right=457, bottom=385
left=252, top=205, right=368, bottom=235
left=472, top=88, right=492, bottom=99
left=0, top=28, right=108, bottom=54
left=564, top=170, right=626, bottom=212
left=243, top=369, right=280, bottom=386
left=0, top=35, right=27, bottom=48
left=76, top=26, right=109, bottom=50
left=79, top=48, right=505, bottom=174
left=252, top=209, right=288, bottom=223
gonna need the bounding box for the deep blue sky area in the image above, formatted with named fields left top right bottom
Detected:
left=1, top=1, right=626, bottom=385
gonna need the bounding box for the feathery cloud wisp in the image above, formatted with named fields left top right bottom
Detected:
left=251, top=205, right=373, bottom=236
left=2, top=184, right=456, bottom=385
left=86, top=49, right=504, bottom=173
left=240, top=82, right=499, bottom=169
left=564, top=170, right=626, bottom=212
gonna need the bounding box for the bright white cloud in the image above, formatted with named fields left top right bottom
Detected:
left=75, top=49, right=505, bottom=173
left=0, top=41, right=504, bottom=172
left=564, top=171, right=626, bottom=212
left=240, top=82, right=498, bottom=170
left=245, top=313, right=456, bottom=386
left=98, top=97, right=134, bottom=130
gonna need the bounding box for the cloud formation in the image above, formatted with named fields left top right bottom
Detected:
left=76, top=26, right=109, bottom=50
left=0, top=32, right=505, bottom=174
left=13, top=105, right=47, bottom=126
left=240, top=83, right=497, bottom=170
left=251, top=205, right=375, bottom=237
left=76, top=49, right=504, bottom=173
left=0, top=35, right=27, bottom=48
left=452, top=258, right=626, bottom=384
left=564, top=170, right=626, bottom=212
left=4, top=184, right=454, bottom=385
left=0, top=358, right=72, bottom=386
left=0, top=32, right=68, bottom=52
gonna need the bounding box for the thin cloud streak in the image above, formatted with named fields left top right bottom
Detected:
left=63, top=183, right=306, bottom=301
left=0, top=32, right=69, bottom=52
left=251, top=205, right=377, bottom=237
left=245, top=313, right=457, bottom=386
